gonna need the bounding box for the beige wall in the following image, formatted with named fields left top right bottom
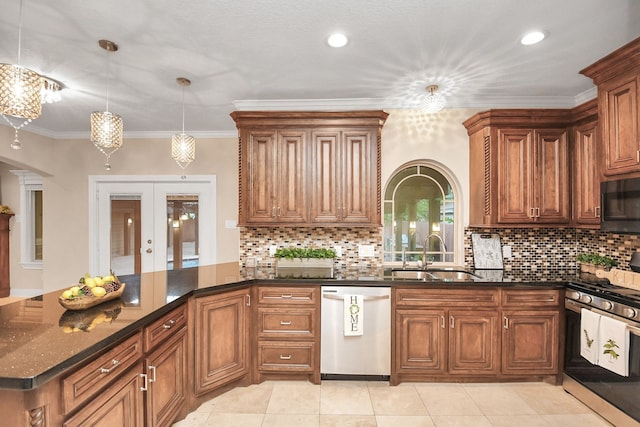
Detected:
left=0, top=107, right=481, bottom=293
left=1, top=125, right=239, bottom=293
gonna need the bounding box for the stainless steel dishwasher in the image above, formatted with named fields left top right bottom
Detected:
left=321, top=286, right=391, bottom=380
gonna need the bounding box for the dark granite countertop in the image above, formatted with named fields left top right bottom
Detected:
left=0, top=262, right=591, bottom=390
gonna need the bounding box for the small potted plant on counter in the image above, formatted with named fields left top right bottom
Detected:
left=576, top=253, right=618, bottom=274
left=273, top=247, right=337, bottom=277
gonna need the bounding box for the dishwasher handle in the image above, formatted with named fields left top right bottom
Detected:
left=322, top=293, right=390, bottom=302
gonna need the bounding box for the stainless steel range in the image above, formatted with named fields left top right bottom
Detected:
left=564, top=278, right=640, bottom=426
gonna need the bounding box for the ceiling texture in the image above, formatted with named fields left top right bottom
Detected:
left=1, top=0, right=639, bottom=139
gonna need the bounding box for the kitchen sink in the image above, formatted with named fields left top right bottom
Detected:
left=389, top=268, right=480, bottom=281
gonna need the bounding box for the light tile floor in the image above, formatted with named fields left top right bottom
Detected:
left=172, top=381, right=613, bottom=427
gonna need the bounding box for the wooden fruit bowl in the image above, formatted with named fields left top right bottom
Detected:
left=58, top=283, right=126, bottom=311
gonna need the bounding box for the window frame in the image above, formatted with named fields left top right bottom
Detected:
left=383, top=160, right=464, bottom=267
left=11, top=170, right=43, bottom=269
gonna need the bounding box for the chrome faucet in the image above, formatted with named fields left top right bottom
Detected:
left=402, top=246, right=407, bottom=269
left=422, top=233, right=447, bottom=270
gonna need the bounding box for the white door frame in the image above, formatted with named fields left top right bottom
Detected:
left=88, top=175, right=216, bottom=275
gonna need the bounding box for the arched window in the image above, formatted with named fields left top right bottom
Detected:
left=383, top=162, right=462, bottom=266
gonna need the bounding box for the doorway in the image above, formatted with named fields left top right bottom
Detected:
left=89, top=176, right=216, bottom=276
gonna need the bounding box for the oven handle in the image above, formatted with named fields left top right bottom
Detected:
left=565, top=298, right=640, bottom=337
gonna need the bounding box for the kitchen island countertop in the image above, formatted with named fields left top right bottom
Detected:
left=0, top=262, right=589, bottom=390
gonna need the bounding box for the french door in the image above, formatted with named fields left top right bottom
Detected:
left=89, top=176, right=216, bottom=276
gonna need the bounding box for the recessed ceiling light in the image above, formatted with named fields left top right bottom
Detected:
left=327, top=33, right=348, bottom=48
left=520, top=31, right=546, bottom=45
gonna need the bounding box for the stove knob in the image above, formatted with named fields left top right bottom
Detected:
left=581, top=294, right=593, bottom=304
left=566, top=290, right=580, bottom=300
left=602, top=300, right=614, bottom=310
left=623, top=307, right=637, bottom=319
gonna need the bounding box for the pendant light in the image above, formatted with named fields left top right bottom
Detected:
left=420, top=84, right=446, bottom=113
left=90, top=39, right=123, bottom=171
left=0, top=0, right=43, bottom=150
left=171, top=77, right=195, bottom=178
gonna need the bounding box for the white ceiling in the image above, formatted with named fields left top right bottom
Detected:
left=1, top=0, right=639, bottom=139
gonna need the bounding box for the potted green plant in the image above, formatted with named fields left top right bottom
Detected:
left=273, top=247, right=336, bottom=269
left=576, top=253, right=618, bottom=274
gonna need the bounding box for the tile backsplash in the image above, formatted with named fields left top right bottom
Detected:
left=240, top=226, right=639, bottom=272
left=465, top=227, right=640, bottom=271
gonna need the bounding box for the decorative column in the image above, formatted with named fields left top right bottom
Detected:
left=0, top=213, right=15, bottom=297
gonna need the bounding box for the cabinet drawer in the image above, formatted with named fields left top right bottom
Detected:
left=501, top=289, right=561, bottom=307
left=257, top=341, right=315, bottom=372
left=62, top=332, right=143, bottom=414
left=257, top=307, right=316, bottom=338
left=395, top=288, right=499, bottom=307
left=143, top=303, right=188, bottom=352
left=257, top=286, right=318, bottom=305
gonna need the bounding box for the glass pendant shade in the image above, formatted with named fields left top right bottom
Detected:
left=172, top=133, right=196, bottom=169
left=171, top=77, right=196, bottom=177
left=90, top=111, right=123, bottom=170
left=420, top=84, right=446, bottom=113
left=0, top=63, right=43, bottom=119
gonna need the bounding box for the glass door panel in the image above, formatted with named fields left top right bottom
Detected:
left=166, top=196, right=199, bottom=270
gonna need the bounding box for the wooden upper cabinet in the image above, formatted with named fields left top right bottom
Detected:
left=497, top=129, right=534, bottom=223
left=241, top=130, right=307, bottom=224
left=573, top=118, right=601, bottom=226
left=311, top=129, right=376, bottom=224
left=231, top=111, right=388, bottom=227
left=464, top=110, right=573, bottom=226
left=535, top=129, right=570, bottom=223
left=580, top=37, right=640, bottom=179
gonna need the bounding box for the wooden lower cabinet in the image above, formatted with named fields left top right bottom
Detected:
left=394, top=308, right=499, bottom=378
left=501, top=311, right=560, bottom=375
left=449, top=310, right=499, bottom=375
left=254, top=286, right=320, bottom=383
left=63, top=363, right=144, bottom=427
left=395, top=309, right=446, bottom=374
left=194, top=288, right=251, bottom=395
left=144, top=328, right=187, bottom=427
left=393, top=287, right=561, bottom=384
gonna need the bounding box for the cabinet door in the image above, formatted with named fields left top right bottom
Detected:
left=502, top=310, right=559, bottom=375
left=574, top=122, right=601, bottom=224
left=341, top=130, right=378, bottom=224
left=63, top=364, right=144, bottom=427
left=535, top=129, right=570, bottom=223
left=276, top=131, right=307, bottom=223
left=311, top=130, right=341, bottom=223
left=497, top=129, right=534, bottom=223
left=145, top=328, right=187, bottom=427
left=395, top=309, right=446, bottom=374
left=195, top=288, right=250, bottom=395
left=601, top=74, right=640, bottom=176
left=243, top=131, right=278, bottom=224
left=448, top=310, right=499, bottom=375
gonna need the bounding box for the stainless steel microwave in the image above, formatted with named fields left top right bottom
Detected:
left=601, top=177, right=640, bottom=234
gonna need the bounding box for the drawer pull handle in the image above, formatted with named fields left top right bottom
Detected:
left=149, top=365, right=157, bottom=383
left=280, top=320, right=292, bottom=325
left=279, top=354, right=292, bottom=360
left=281, top=294, right=293, bottom=299
left=99, top=359, right=119, bottom=374
left=162, top=319, right=176, bottom=329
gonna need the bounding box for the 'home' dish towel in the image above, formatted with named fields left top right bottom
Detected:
left=344, top=295, right=364, bottom=336
left=598, top=315, right=630, bottom=377
left=580, top=308, right=600, bottom=364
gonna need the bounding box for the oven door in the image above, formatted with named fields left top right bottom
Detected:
left=564, top=299, right=640, bottom=423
